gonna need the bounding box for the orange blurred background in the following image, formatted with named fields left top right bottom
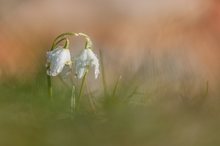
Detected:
left=0, top=0, right=219, bottom=83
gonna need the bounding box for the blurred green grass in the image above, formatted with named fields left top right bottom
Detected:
left=0, top=69, right=220, bottom=146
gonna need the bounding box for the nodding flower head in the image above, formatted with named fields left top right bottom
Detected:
left=75, top=48, right=100, bottom=79
left=46, top=46, right=72, bottom=76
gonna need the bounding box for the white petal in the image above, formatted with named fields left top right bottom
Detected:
left=78, top=67, right=86, bottom=79
left=75, top=48, right=100, bottom=79
left=87, top=49, right=100, bottom=79
left=46, top=46, right=71, bottom=76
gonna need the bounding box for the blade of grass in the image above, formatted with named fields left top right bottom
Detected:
left=70, top=85, right=76, bottom=113
left=99, top=49, right=108, bottom=96
left=47, top=75, right=53, bottom=100
left=112, top=76, right=122, bottom=97
left=77, top=70, right=88, bottom=110
left=85, top=81, right=96, bottom=113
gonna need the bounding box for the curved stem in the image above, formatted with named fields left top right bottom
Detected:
left=77, top=33, right=93, bottom=49
left=50, top=32, right=93, bottom=50
left=64, top=38, right=70, bottom=49
left=50, top=32, right=77, bottom=50
left=51, top=37, right=70, bottom=49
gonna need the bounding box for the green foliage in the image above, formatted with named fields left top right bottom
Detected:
left=0, top=69, right=220, bottom=146
left=0, top=49, right=219, bottom=146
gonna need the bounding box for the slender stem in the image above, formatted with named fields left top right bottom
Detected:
left=47, top=75, right=52, bottom=99
left=51, top=32, right=92, bottom=50
left=55, top=32, right=75, bottom=41
left=77, top=70, right=88, bottom=109
left=85, top=81, right=96, bottom=112
left=84, top=41, right=88, bottom=49
left=51, top=32, right=76, bottom=50
left=112, top=76, right=122, bottom=97
left=50, top=32, right=92, bottom=50
left=53, top=38, right=67, bottom=48
left=70, top=67, right=77, bottom=113
left=77, top=33, right=93, bottom=49
left=51, top=37, right=69, bottom=49
left=64, top=39, right=70, bottom=49
left=99, top=49, right=108, bottom=96
left=71, top=85, right=76, bottom=113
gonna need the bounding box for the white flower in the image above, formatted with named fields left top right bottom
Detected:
left=46, top=46, right=72, bottom=76
left=75, top=48, right=100, bottom=79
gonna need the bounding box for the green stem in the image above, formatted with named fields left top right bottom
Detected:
left=52, top=38, right=69, bottom=49
left=77, top=70, right=88, bottom=109
left=50, top=32, right=76, bottom=50
left=84, top=41, right=88, bottom=49
left=51, top=37, right=71, bottom=50
left=64, top=38, right=70, bottom=49
left=85, top=80, right=96, bottom=112
left=99, top=49, right=108, bottom=96
left=112, top=76, right=121, bottom=97
left=50, top=32, right=92, bottom=50
left=47, top=75, right=52, bottom=99
left=77, top=33, right=93, bottom=49
left=71, top=85, right=76, bottom=113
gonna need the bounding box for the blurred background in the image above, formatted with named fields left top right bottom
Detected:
left=0, top=0, right=220, bottom=146
left=0, top=0, right=220, bottom=81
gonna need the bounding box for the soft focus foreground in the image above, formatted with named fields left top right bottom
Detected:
left=0, top=0, right=220, bottom=146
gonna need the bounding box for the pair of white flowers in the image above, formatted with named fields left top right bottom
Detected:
left=46, top=46, right=100, bottom=79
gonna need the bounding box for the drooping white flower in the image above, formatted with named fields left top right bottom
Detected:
left=46, top=46, right=72, bottom=76
left=75, top=48, right=100, bottom=79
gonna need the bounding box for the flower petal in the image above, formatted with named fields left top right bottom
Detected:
left=75, top=48, right=100, bottom=79
left=46, top=46, right=71, bottom=76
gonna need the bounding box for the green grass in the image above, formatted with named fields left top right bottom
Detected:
left=0, top=49, right=220, bottom=146
left=0, top=70, right=220, bottom=146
